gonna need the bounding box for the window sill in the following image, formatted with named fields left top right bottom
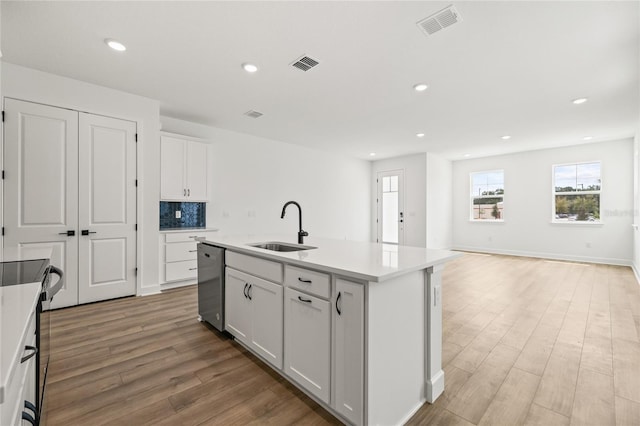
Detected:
left=469, top=219, right=505, bottom=223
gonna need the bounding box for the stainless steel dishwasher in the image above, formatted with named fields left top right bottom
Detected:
left=197, top=242, right=225, bottom=331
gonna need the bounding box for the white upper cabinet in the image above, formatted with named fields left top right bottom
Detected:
left=160, top=133, right=209, bottom=202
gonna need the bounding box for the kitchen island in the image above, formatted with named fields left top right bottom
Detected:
left=198, top=235, right=460, bottom=426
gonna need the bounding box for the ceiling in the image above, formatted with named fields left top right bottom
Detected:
left=2, top=1, right=638, bottom=160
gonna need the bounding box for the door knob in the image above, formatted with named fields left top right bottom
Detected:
left=81, top=230, right=97, bottom=236
left=58, top=230, right=75, bottom=236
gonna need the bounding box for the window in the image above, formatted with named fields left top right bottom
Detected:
left=470, top=170, right=504, bottom=221
left=553, top=162, right=601, bottom=223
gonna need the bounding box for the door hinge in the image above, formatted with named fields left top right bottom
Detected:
left=135, top=179, right=138, bottom=187
left=135, top=224, right=138, bottom=231
left=1, top=227, right=4, bottom=236
left=135, top=133, right=138, bottom=142
left=135, top=267, right=138, bottom=276
left=2, top=111, right=4, bottom=122
left=1, top=170, right=4, bottom=180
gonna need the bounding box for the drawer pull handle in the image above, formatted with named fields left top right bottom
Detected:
left=21, top=345, right=38, bottom=363
left=22, top=411, right=36, bottom=426
left=297, top=277, right=312, bottom=284
left=188, top=267, right=198, bottom=271
left=189, top=250, right=197, bottom=252
left=243, top=283, right=248, bottom=298
left=336, top=292, right=342, bottom=315
left=298, top=296, right=312, bottom=304
left=248, top=284, right=252, bottom=300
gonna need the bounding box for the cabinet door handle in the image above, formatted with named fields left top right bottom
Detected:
left=21, top=345, right=38, bottom=363
left=187, top=189, right=190, bottom=196
left=81, top=230, right=97, bottom=236
left=189, top=250, right=197, bottom=253
left=247, top=284, right=252, bottom=300
left=24, top=401, right=37, bottom=415
left=58, top=230, right=75, bottom=236
left=188, top=267, right=197, bottom=271
left=243, top=283, right=248, bottom=298
left=336, top=292, right=342, bottom=315
left=297, top=277, right=312, bottom=283
left=298, top=296, right=312, bottom=304
left=22, top=411, right=36, bottom=426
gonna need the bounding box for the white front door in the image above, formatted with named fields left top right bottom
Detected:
left=77, top=113, right=137, bottom=304
left=376, top=170, right=404, bottom=245
left=3, top=99, right=80, bottom=308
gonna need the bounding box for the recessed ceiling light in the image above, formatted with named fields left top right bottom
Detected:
left=464, top=154, right=470, bottom=158
left=369, top=152, right=377, bottom=157
left=105, top=39, right=126, bottom=52
left=572, top=97, right=588, bottom=105
left=501, top=135, right=511, bottom=140
left=583, top=136, right=593, bottom=141
left=242, top=63, right=258, bottom=73
left=413, top=83, right=428, bottom=92
left=416, top=133, right=425, bottom=138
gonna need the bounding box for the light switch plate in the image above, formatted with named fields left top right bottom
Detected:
left=175, top=210, right=181, bottom=219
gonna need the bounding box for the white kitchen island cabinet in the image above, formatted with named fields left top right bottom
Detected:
left=202, top=235, right=460, bottom=426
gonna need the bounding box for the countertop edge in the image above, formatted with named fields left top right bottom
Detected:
left=198, top=239, right=463, bottom=282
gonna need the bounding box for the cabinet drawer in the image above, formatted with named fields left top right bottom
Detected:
left=165, top=260, right=197, bottom=282
left=226, top=251, right=283, bottom=283
left=285, top=265, right=330, bottom=299
left=165, top=233, right=203, bottom=243
left=165, top=242, right=197, bottom=262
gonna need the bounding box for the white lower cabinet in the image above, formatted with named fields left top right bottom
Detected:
left=333, top=279, right=365, bottom=426
left=284, top=287, right=331, bottom=403
left=225, top=267, right=283, bottom=369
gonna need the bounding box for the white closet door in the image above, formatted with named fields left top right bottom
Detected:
left=77, top=113, right=136, bottom=304
left=3, top=98, right=79, bottom=309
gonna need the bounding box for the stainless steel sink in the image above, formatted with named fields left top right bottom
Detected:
left=248, top=241, right=317, bottom=252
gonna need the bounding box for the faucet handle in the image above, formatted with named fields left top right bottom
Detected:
left=299, top=230, right=309, bottom=237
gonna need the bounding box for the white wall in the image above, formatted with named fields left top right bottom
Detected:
left=160, top=116, right=371, bottom=242
left=633, top=132, right=640, bottom=280
left=371, top=153, right=426, bottom=247
left=426, top=153, right=453, bottom=249
left=452, top=139, right=634, bottom=265
left=2, top=63, right=162, bottom=294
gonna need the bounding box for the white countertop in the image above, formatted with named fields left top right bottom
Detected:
left=160, top=228, right=219, bottom=234
left=0, top=281, right=41, bottom=403
left=199, top=234, right=462, bottom=282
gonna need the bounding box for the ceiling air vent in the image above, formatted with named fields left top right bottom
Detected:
left=291, top=55, right=319, bottom=72
left=417, top=5, right=462, bottom=36
left=244, top=110, right=263, bottom=119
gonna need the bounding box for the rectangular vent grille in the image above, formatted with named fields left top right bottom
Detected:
left=244, top=110, right=263, bottom=118
left=291, top=55, right=319, bottom=72
left=417, top=5, right=462, bottom=36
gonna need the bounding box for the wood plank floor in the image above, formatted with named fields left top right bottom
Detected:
left=47, top=253, right=640, bottom=425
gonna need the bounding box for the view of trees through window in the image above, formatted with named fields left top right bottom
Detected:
left=553, top=162, right=601, bottom=222
left=470, top=170, right=504, bottom=220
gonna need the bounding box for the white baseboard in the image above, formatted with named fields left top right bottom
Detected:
left=161, top=279, right=197, bottom=291
left=452, top=245, right=632, bottom=267
left=138, top=285, right=161, bottom=296
left=632, top=263, right=640, bottom=286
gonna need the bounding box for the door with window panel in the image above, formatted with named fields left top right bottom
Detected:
left=376, top=170, right=404, bottom=245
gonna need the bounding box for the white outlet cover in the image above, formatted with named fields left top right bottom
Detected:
left=175, top=210, right=181, bottom=219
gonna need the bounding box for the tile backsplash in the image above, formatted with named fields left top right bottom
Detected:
left=160, top=202, right=206, bottom=230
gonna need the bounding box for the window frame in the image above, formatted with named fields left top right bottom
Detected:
left=469, top=169, right=505, bottom=222
left=551, top=161, right=602, bottom=225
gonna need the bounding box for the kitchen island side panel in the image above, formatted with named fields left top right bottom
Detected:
left=366, top=270, right=426, bottom=425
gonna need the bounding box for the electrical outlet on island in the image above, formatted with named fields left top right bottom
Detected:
left=175, top=210, right=181, bottom=219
